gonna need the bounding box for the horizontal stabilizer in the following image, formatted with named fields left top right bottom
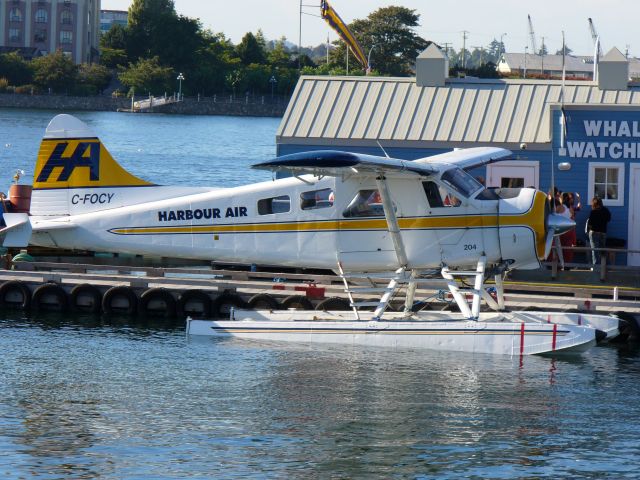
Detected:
left=1, top=213, right=32, bottom=247
left=253, top=150, right=438, bottom=177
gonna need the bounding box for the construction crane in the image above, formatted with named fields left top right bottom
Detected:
left=588, top=17, right=602, bottom=56
left=527, top=15, right=537, bottom=54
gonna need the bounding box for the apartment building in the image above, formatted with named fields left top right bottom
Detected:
left=0, top=0, right=101, bottom=64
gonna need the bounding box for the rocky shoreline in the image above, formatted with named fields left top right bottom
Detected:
left=0, top=93, right=286, bottom=117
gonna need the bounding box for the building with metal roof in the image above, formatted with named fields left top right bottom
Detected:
left=277, top=45, right=640, bottom=265
left=497, top=52, right=640, bottom=80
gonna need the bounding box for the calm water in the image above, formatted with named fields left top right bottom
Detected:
left=1, top=109, right=640, bottom=478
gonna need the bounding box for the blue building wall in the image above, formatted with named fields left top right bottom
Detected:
left=550, top=107, right=640, bottom=248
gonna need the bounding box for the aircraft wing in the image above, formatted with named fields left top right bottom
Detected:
left=414, top=147, right=512, bottom=170
left=253, top=150, right=438, bottom=177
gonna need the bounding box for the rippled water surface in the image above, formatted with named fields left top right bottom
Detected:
left=0, top=108, right=279, bottom=187
left=1, top=313, right=639, bottom=479
left=1, top=110, right=640, bottom=478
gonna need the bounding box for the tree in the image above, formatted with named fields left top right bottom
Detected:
left=268, top=37, right=291, bottom=69
left=101, top=48, right=128, bottom=69
left=236, top=32, right=267, bottom=65
left=118, top=56, right=173, bottom=94
left=31, top=50, right=78, bottom=93
left=78, top=63, right=112, bottom=94
left=555, top=45, right=573, bottom=55
left=329, top=6, right=428, bottom=76
left=100, top=24, right=128, bottom=50
left=0, top=52, right=33, bottom=85
left=126, top=0, right=177, bottom=60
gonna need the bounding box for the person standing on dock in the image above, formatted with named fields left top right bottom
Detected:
left=586, top=197, right=611, bottom=266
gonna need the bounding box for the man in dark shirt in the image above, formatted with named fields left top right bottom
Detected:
left=586, top=197, right=611, bottom=265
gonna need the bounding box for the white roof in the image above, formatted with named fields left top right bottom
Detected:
left=277, top=76, right=640, bottom=148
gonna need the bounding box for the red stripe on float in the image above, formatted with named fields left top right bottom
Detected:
left=552, top=323, right=558, bottom=351
left=520, top=322, right=525, bottom=355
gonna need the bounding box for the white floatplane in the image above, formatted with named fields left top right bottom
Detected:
left=1, top=114, right=620, bottom=354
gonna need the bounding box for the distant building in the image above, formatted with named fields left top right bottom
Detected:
left=0, top=0, right=100, bottom=64
left=100, top=9, right=127, bottom=35
left=498, top=52, right=640, bottom=80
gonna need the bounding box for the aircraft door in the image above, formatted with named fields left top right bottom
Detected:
left=336, top=187, right=398, bottom=271
left=422, top=179, right=500, bottom=266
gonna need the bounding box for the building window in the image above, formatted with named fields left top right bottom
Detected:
left=60, top=30, right=73, bottom=44
left=9, top=28, right=21, bottom=42
left=35, top=9, right=48, bottom=23
left=257, top=195, right=290, bottom=215
left=34, top=29, right=47, bottom=43
left=61, top=10, right=73, bottom=25
left=10, top=8, right=22, bottom=22
left=588, top=162, right=625, bottom=207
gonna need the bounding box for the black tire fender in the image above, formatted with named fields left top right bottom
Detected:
left=211, top=293, right=248, bottom=319
left=32, top=283, right=69, bottom=312
left=248, top=293, right=281, bottom=310
left=70, top=283, right=103, bottom=314
left=102, top=286, right=138, bottom=316
left=140, top=288, right=177, bottom=318
left=281, top=294, right=313, bottom=310
left=178, top=289, right=212, bottom=318
left=315, top=297, right=350, bottom=311
left=0, top=280, right=32, bottom=310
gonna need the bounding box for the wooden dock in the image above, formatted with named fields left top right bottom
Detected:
left=0, top=260, right=638, bottom=318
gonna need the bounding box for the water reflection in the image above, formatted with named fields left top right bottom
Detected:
left=0, top=316, right=639, bottom=478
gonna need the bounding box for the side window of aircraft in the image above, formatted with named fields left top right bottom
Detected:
left=257, top=195, right=291, bottom=215
left=300, top=188, right=334, bottom=210
left=440, top=167, right=482, bottom=198
left=343, top=189, right=386, bottom=218
left=422, top=181, right=461, bottom=208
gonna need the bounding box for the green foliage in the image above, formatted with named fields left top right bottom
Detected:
left=31, top=51, right=78, bottom=93
left=78, top=63, right=112, bottom=94
left=0, top=52, right=34, bottom=86
left=268, top=38, right=291, bottom=69
left=101, top=48, right=128, bottom=69
left=236, top=32, right=267, bottom=65
left=100, top=24, right=128, bottom=50
left=118, top=56, right=173, bottom=94
left=329, top=6, right=428, bottom=76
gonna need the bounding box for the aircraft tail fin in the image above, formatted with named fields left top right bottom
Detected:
left=30, top=114, right=154, bottom=216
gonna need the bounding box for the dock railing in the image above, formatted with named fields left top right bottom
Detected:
left=544, top=246, right=640, bottom=282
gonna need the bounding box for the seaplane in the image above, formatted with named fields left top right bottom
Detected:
left=0, top=114, right=621, bottom=355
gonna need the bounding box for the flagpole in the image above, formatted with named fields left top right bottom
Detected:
left=298, top=0, right=302, bottom=70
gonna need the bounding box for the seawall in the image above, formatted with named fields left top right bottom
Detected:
left=0, top=93, right=287, bottom=117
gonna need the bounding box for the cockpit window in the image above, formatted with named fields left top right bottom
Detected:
left=441, top=167, right=483, bottom=198
left=422, top=181, right=461, bottom=208
left=343, top=189, right=386, bottom=217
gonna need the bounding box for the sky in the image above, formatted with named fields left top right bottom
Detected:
left=102, top=0, right=640, bottom=57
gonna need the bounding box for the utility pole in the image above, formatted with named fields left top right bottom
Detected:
left=461, top=31, right=469, bottom=68
left=441, top=42, right=452, bottom=59
left=540, top=36, right=545, bottom=75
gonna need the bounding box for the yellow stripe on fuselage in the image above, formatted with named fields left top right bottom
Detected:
left=109, top=192, right=548, bottom=259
